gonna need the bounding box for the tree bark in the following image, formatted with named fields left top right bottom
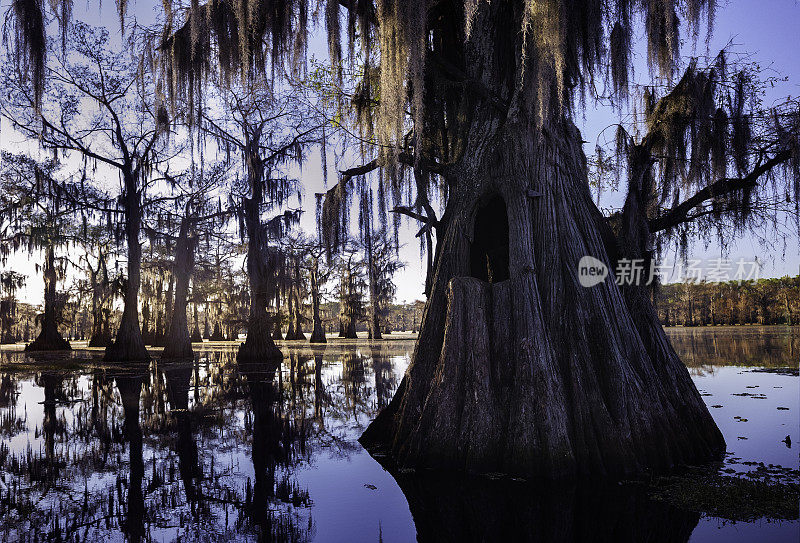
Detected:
left=339, top=269, right=359, bottom=339
left=26, top=246, right=71, bottom=351
left=210, top=321, right=225, bottom=341
left=361, top=112, right=724, bottom=478
left=309, top=258, right=326, bottom=343
left=105, top=170, right=149, bottom=362
left=237, top=150, right=282, bottom=362
left=190, top=305, right=203, bottom=342
left=365, top=231, right=382, bottom=340
left=285, top=258, right=306, bottom=340
left=163, top=217, right=196, bottom=359
left=88, top=250, right=113, bottom=347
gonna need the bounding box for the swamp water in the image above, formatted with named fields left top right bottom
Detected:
left=0, top=327, right=797, bottom=542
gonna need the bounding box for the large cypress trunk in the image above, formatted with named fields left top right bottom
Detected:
left=162, top=218, right=195, bottom=359
left=360, top=4, right=723, bottom=479
left=237, top=154, right=282, bottom=362
left=105, top=171, right=149, bottom=362
left=26, top=246, right=70, bottom=351
left=238, top=233, right=282, bottom=361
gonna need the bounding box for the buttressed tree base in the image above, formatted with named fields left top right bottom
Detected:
left=360, top=116, right=725, bottom=478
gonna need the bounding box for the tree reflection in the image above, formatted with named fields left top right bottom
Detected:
left=369, top=344, right=396, bottom=410
left=163, top=364, right=202, bottom=509
left=0, top=372, right=16, bottom=408
left=240, top=359, right=314, bottom=542
left=36, top=372, right=66, bottom=481
left=390, top=470, right=699, bottom=543
left=114, top=371, right=146, bottom=542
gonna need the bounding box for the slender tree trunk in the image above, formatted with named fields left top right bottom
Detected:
left=361, top=59, right=723, bottom=478
left=153, top=277, right=173, bottom=347
left=163, top=217, right=195, bottom=359
left=286, top=292, right=297, bottom=339
left=211, top=321, right=225, bottom=341
left=365, top=228, right=382, bottom=340
left=285, top=259, right=306, bottom=340
left=26, top=246, right=70, bottom=351
left=190, top=305, right=202, bottom=342
left=152, top=280, right=165, bottom=347
left=309, top=260, right=326, bottom=343
left=105, top=170, right=148, bottom=361
left=272, top=320, right=284, bottom=339
left=340, top=269, right=359, bottom=339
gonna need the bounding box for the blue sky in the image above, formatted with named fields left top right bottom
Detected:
left=2, top=0, right=798, bottom=305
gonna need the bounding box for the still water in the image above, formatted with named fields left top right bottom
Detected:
left=0, top=327, right=797, bottom=542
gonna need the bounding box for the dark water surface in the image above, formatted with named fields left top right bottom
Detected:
left=0, top=327, right=797, bottom=542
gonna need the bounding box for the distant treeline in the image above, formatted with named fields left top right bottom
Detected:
left=654, top=277, right=800, bottom=327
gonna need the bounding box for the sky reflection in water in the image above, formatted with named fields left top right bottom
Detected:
left=0, top=327, right=797, bottom=542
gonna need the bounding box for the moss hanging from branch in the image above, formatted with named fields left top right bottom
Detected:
left=7, top=0, right=47, bottom=108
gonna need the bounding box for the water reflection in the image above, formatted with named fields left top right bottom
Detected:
left=114, top=371, right=146, bottom=542
left=666, top=326, right=799, bottom=370
left=0, top=332, right=797, bottom=542
left=393, top=471, right=699, bottom=542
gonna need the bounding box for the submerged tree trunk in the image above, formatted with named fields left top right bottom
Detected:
left=105, top=171, right=149, bottom=362
left=309, top=259, right=326, bottom=343
left=361, top=112, right=724, bottom=477
left=26, top=246, right=70, bottom=351
left=163, top=218, right=196, bottom=359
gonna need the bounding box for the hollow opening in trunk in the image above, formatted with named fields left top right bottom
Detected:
left=469, top=194, right=510, bottom=283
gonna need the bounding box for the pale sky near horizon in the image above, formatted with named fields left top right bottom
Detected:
left=1, top=0, right=798, bottom=307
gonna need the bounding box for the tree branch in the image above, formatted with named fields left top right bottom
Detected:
left=648, top=150, right=793, bottom=233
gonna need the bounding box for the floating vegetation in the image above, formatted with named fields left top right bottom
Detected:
left=731, top=392, right=768, bottom=399
left=750, top=367, right=800, bottom=377
left=643, top=465, right=800, bottom=522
